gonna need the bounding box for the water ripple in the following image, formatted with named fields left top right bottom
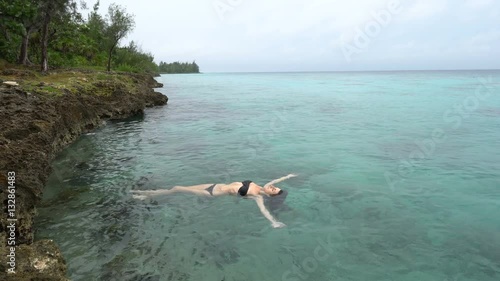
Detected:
left=35, top=71, right=500, bottom=281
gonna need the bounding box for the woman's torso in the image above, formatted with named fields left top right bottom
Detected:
left=214, top=181, right=260, bottom=196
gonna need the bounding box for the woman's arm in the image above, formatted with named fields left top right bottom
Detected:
left=264, top=174, right=297, bottom=187
left=252, top=196, right=286, bottom=228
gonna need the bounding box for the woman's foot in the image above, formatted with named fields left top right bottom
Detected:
left=132, top=194, right=148, bottom=200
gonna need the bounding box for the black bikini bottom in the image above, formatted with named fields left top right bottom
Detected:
left=205, top=184, right=216, bottom=196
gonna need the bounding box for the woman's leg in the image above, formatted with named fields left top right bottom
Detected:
left=131, top=184, right=215, bottom=199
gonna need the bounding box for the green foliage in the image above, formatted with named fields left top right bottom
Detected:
left=0, top=34, right=20, bottom=62
left=159, top=61, right=200, bottom=74
left=0, top=0, right=38, bottom=33
left=0, top=0, right=38, bottom=62
left=38, top=0, right=79, bottom=71
left=0, top=0, right=181, bottom=74
left=104, top=3, right=134, bottom=71
left=113, top=41, right=158, bottom=74
left=47, top=9, right=94, bottom=67
left=86, top=2, right=107, bottom=57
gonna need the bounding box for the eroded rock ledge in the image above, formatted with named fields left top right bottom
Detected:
left=0, top=70, right=168, bottom=280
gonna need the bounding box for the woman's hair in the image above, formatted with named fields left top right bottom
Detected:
left=264, top=189, right=289, bottom=212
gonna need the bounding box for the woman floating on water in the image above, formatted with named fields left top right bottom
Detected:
left=131, top=174, right=296, bottom=228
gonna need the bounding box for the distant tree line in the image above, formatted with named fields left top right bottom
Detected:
left=0, top=0, right=172, bottom=74
left=158, top=61, right=200, bottom=74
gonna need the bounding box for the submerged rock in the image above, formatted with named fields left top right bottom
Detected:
left=0, top=240, right=68, bottom=280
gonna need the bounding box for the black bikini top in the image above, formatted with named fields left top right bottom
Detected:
left=238, top=180, right=252, bottom=196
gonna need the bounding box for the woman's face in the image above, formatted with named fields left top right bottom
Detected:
left=264, top=185, right=282, bottom=196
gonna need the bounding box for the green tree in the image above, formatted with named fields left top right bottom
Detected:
left=48, top=7, right=95, bottom=67
left=84, top=1, right=107, bottom=65
left=113, top=41, right=158, bottom=73
left=104, top=3, right=134, bottom=72
left=158, top=61, right=200, bottom=74
left=39, top=0, right=78, bottom=71
left=0, top=0, right=160, bottom=74
left=0, top=0, right=39, bottom=64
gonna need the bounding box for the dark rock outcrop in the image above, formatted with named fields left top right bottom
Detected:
left=0, top=71, right=167, bottom=280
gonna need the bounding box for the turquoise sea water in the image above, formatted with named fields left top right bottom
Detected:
left=35, top=71, right=500, bottom=281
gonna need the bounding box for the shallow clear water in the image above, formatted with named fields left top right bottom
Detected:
left=35, top=71, right=500, bottom=281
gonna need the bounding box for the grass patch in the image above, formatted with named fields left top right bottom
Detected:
left=96, top=73, right=109, bottom=81
left=1, top=67, right=143, bottom=97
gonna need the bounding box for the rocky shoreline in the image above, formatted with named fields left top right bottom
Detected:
left=0, top=69, right=168, bottom=280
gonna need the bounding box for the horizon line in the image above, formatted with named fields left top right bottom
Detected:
left=197, top=68, right=500, bottom=74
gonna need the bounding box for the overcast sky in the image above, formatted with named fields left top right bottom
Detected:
left=86, top=0, right=500, bottom=72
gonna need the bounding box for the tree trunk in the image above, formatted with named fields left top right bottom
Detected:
left=107, top=48, right=112, bottom=72
left=18, top=28, right=32, bottom=65
left=41, top=12, right=51, bottom=72
left=107, top=45, right=115, bottom=72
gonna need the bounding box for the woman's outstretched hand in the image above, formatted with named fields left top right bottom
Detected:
left=272, top=221, right=287, bottom=228
left=287, top=174, right=297, bottom=178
